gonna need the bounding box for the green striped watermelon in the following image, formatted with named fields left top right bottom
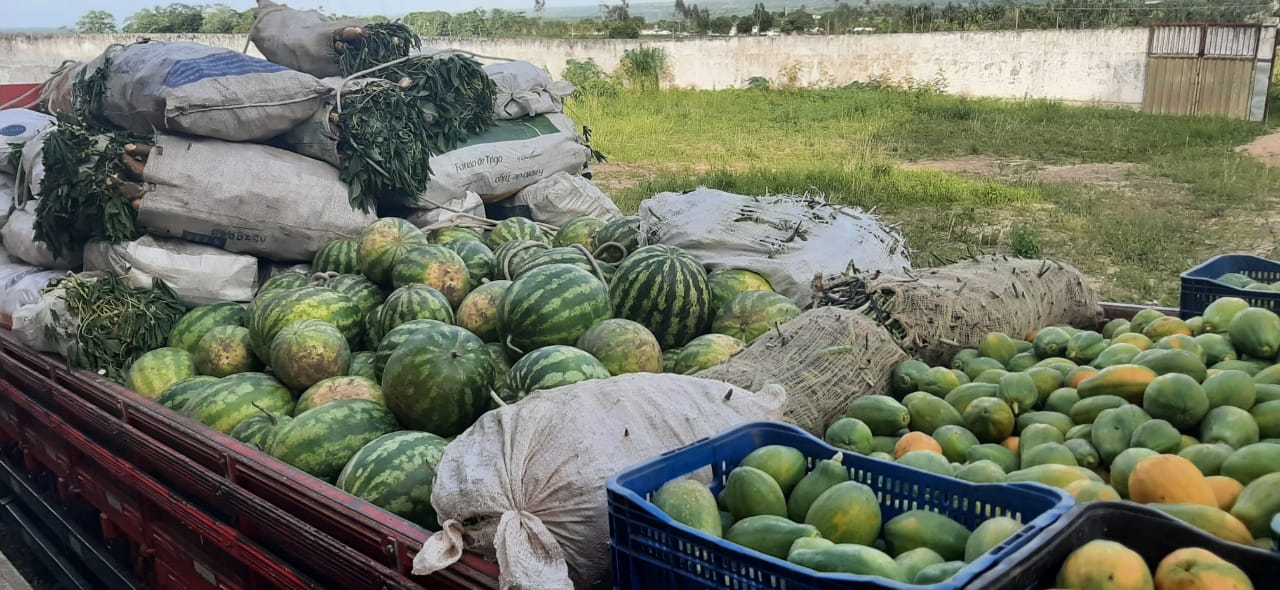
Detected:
left=592, top=216, right=640, bottom=263
left=349, top=351, right=377, bottom=380
left=127, top=348, right=197, bottom=400
left=168, top=302, right=246, bottom=353
left=246, top=286, right=362, bottom=361
left=296, top=376, right=384, bottom=415
left=575, top=318, right=662, bottom=375
left=707, top=269, right=774, bottom=316
left=485, top=343, right=515, bottom=405
left=364, top=306, right=384, bottom=350
left=674, top=334, right=746, bottom=375
left=509, top=345, right=611, bottom=399
left=712, top=291, right=801, bottom=344
left=381, top=325, right=493, bottom=437
left=313, top=239, right=361, bottom=275
left=259, top=271, right=312, bottom=294
left=377, top=285, right=454, bottom=338
left=156, top=375, right=219, bottom=414
left=494, top=239, right=550, bottom=280
left=608, top=245, right=711, bottom=349
left=487, top=217, right=548, bottom=250
left=511, top=247, right=598, bottom=279
left=391, top=245, right=472, bottom=307
left=359, top=218, right=429, bottom=285
left=456, top=280, right=510, bottom=343
left=554, top=217, right=606, bottom=250
left=499, top=264, right=611, bottom=355
left=185, top=373, right=295, bottom=434
left=374, top=319, right=448, bottom=380
left=445, top=239, right=497, bottom=287
left=270, top=320, right=352, bottom=392
left=336, top=431, right=449, bottom=529
left=267, top=399, right=400, bottom=482
left=662, top=348, right=682, bottom=373
left=427, top=226, right=482, bottom=246
left=319, top=274, right=385, bottom=319
left=229, top=410, right=291, bottom=450
left=193, top=325, right=261, bottom=377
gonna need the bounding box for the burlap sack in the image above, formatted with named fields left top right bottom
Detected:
left=83, top=235, right=260, bottom=306
left=489, top=172, right=622, bottom=225
left=697, top=307, right=908, bottom=435
left=413, top=374, right=786, bottom=590
left=484, top=62, right=575, bottom=120
left=249, top=0, right=367, bottom=78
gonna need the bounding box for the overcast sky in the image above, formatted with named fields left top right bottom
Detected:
left=4, top=0, right=587, bottom=30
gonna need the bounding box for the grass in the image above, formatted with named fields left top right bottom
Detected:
left=569, top=87, right=1280, bottom=304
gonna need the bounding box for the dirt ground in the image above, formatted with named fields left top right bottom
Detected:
left=1236, top=128, right=1280, bottom=169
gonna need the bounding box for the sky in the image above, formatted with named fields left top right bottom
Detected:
left=2, top=0, right=593, bottom=30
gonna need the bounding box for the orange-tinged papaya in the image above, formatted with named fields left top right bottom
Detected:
left=1111, top=447, right=1159, bottom=498
left=1155, top=334, right=1205, bottom=362
left=803, top=481, right=881, bottom=545
left=1001, top=436, right=1020, bottom=455
left=1130, top=308, right=1166, bottom=336
left=1154, top=547, right=1254, bottom=590
left=1078, top=364, right=1159, bottom=404
left=1114, top=332, right=1154, bottom=350
left=1062, top=480, right=1120, bottom=503
left=1127, top=454, right=1218, bottom=507
left=894, top=432, right=943, bottom=459
left=1066, top=366, right=1101, bottom=389
left=1005, top=464, right=1102, bottom=489
left=1147, top=504, right=1254, bottom=546
left=978, top=332, right=1019, bottom=365
left=1144, top=316, right=1192, bottom=340
left=1206, top=475, right=1244, bottom=511
left=1056, top=540, right=1153, bottom=590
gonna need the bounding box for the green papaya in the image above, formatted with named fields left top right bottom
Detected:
left=997, top=372, right=1039, bottom=416
left=803, top=481, right=882, bottom=545
left=964, top=516, right=1023, bottom=562
left=847, top=396, right=911, bottom=436
left=1228, top=308, right=1280, bottom=361
left=1015, top=411, right=1075, bottom=436
left=1178, top=443, right=1235, bottom=477
left=907, top=395, right=965, bottom=435
left=1063, top=438, right=1100, bottom=469
left=1229, top=472, right=1280, bottom=537
left=1033, top=327, right=1071, bottom=359
left=1220, top=442, right=1280, bottom=486
left=824, top=418, right=873, bottom=454
left=1110, top=447, right=1159, bottom=498
left=1202, top=297, right=1249, bottom=334
left=1256, top=383, right=1280, bottom=404
left=1103, top=318, right=1131, bottom=339
left=913, top=561, right=967, bottom=585
left=1065, top=423, right=1092, bottom=441
left=945, top=382, right=999, bottom=414
left=1202, top=370, right=1257, bottom=410
left=787, top=543, right=905, bottom=580
left=882, top=510, right=971, bottom=561
left=894, top=548, right=945, bottom=582
left=740, top=445, right=807, bottom=495
left=1020, top=423, right=1064, bottom=454
left=1195, top=333, right=1237, bottom=365
left=967, top=443, right=1019, bottom=473
left=654, top=480, right=723, bottom=538
left=1253, top=363, right=1280, bottom=385
left=725, top=515, right=822, bottom=559
left=871, top=436, right=900, bottom=455
left=955, top=460, right=1007, bottom=483
left=1007, top=352, right=1040, bottom=372
left=964, top=357, right=1006, bottom=381
left=1214, top=360, right=1266, bottom=376
left=1066, top=331, right=1107, bottom=364
left=918, top=366, right=964, bottom=396
left=933, top=425, right=980, bottom=463
left=1201, top=406, right=1260, bottom=449
left=1021, top=443, right=1077, bottom=468
left=724, top=466, right=787, bottom=520
left=1135, top=348, right=1208, bottom=382
left=950, top=349, right=979, bottom=371
left=786, top=458, right=850, bottom=522
left=1091, top=404, right=1151, bottom=466
left=1092, top=343, right=1143, bottom=369
left=1045, top=387, right=1080, bottom=415
left=892, top=360, right=931, bottom=396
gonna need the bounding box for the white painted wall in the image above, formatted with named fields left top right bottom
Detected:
left=0, top=28, right=1150, bottom=106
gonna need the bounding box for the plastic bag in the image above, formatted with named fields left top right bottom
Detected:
left=1, top=208, right=81, bottom=270
left=489, top=172, right=622, bottom=226
left=485, top=62, right=575, bottom=120
left=0, top=109, right=56, bottom=174
left=404, top=193, right=486, bottom=229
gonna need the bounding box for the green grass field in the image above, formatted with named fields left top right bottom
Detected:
left=568, top=88, right=1279, bottom=304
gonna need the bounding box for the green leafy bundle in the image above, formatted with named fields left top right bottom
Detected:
left=336, top=22, right=420, bottom=77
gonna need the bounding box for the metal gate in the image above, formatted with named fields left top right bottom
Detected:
left=1143, top=23, right=1277, bottom=121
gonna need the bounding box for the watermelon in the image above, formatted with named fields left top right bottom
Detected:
left=348, top=351, right=377, bottom=380
left=156, top=376, right=219, bottom=414
left=270, top=320, right=352, bottom=392
left=608, top=245, right=711, bottom=349
left=382, top=325, right=494, bottom=437
left=554, top=217, right=606, bottom=250
left=575, top=318, right=662, bottom=375
left=391, top=245, right=472, bottom=307
left=446, top=239, right=497, bottom=286
left=246, top=286, right=362, bottom=360
left=592, top=216, right=639, bottom=263
left=259, top=272, right=311, bottom=294
left=313, top=239, right=361, bottom=275
left=319, top=274, right=385, bottom=319
left=662, top=348, right=682, bottom=373
left=712, top=291, right=801, bottom=344
left=296, top=376, right=384, bottom=415
left=427, top=226, right=482, bottom=246
left=127, top=347, right=197, bottom=400
left=229, top=410, right=291, bottom=450
left=377, top=285, right=454, bottom=338
left=358, top=218, right=429, bottom=285
left=511, top=247, right=598, bottom=279
left=456, top=280, right=510, bottom=343
left=707, top=269, right=774, bottom=316
left=374, top=319, right=449, bottom=380
left=500, top=264, right=612, bottom=355
left=267, top=399, right=400, bottom=482
left=673, top=334, right=746, bottom=375
left=168, top=302, right=246, bottom=353
left=185, top=373, right=296, bottom=434
left=508, top=345, right=611, bottom=399
left=364, top=306, right=384, bottom=349
left=485, top=343, right=516, bottom=405
left=193, top=325, right=262, bottom=377
left=487, top=217, right=548, bottom=250
left=494, top=239, right=550, bottom=280
left=337, top=431, right=449, bottom=529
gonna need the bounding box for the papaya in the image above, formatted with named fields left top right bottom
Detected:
left=1033, top=326, right=1071, bottom=359
left=1026, top=367, right=1064, bottom=402
left=1015, top=411, right=1075, bottom=436
left=1228, top=307, right=1280, bottom=360
left=1251, top=401, right=1280, bottom=439
left=724, top=466, right=788, bottom=520
left=1064, top=438, right=1101, bottom=469
left=1130, top=308, right=1167, bottom=335
left=1178, top=443, right=1235, bottom=477
left=1066, top=423, right=1092, bottom=441
left=1093, top=343, right=1144, bottom=369
left=963, top=398, right=1015, bottom=444
left=1114, top=332, right=1154, bottom=351
left=1147, top=504, right=1254, bottom=545
left=964, top=516, right=1022, bottom=562
left=725, top=515, right=821, bottom=559
left=918, top=366, right=963, bottom=396
left=978, top=332, right=1019, bottom=365
left=846, top=396, right=911, bottom=436
left=1078, top=364, right=1158, bottom=404
left=963, top=356, right=1006, bottom=381
left=1065, top=365, right=1100, bottom=389
left=951, top=368, right=973, bottom=387
left=1220, top=442, right=1280, bottom=486
left=882, top=510, right=970, bottom=561
left=1201, top=406, right=1260, bottom=449
left=1255, top=383, right=1280, bottom=403
left=913, top=561, right=966, bottom=585
left=1066, top=331, right=1107, bottom=364
left=1103, top=318, right=1131, bottom=339
left=740, top=445, right=807, bottom=495
left=1144, top=316, right=1192, bottom=340
left=1142, top=373, right=1210, bottom=430
left=1063, top=480, right=1120, bottom=503
left=786, top=542, right=905, bottom=580
left=1006, top=352, right=1040, bottom=373
left=933, top=425, right=979, bottom=463
left=1091, top=404, right=1151, bottom=466
left=894, top=432, right=943, bottom=459
left=954, top=460, right=1006, bottom=483
left=1202, top=297, right=1250, bottom=334
left=906, top=395, right=964, bottom=435
left=1001, top=436, right=1020, bottom=455
left=803, top=481, right=881, bottom=545
left=786, top=536, right=832, bottom=556
left=870, top=436, right=900, bottom=455
left=902, top=391, right=935, bottom=408
left=1204, top=369, right=1257, bottom=411
left=1129, top=419, right=1182, bottom=453
left=1056, top=540, right=1153, bottom=590
left=1005, top=464, right=1101, bottom=489
left=949, top=349, right=979, bottom=371
left=869, top=451, right=894, bottom=462
left=891, top=359, right=931, bottom=396
left=1195, top=333, right=1238, bottom=365
left=1045, top=387, right=1080, bottom=415
left=995, top=372, right=1037, bottom=416
left=893, top=548, right=945, bottom=583
left=1033, top=357, right=1078, bottom=378
left=944, top=382, right=998, bottom=414
left=720, top=511, right=735, bottom=531
left=1214, top=359, right=1265, bottom=376
left=898, top=450, right=954, bottom=476
left=786, top=458, right=849, bottom=522
left=1021, top=442, right=1077, bottom=468
left=1128, top=454, right=1217, bottom=507
left=1229, top=471, right=1280, bottom=537
left=967, top=444, right=1019, bottom=473
left=1205, top=475, right=1244, bottom=511
left=975, top=369, right=1009, bottom=385
left=653, top=479, right=723, bottom=538
left=1154, top=547, right=1253, bottom=590
left=1179, top=435, right=1200, bottom=451
left=1020, top=423, right=1064, bottom=454
left=1110, top=448, right=1159, bottom=498
left=1155, top=334, right=1205, bottom=363
left=1187, top=316, right=1205, bottom=336
left=1135, top=348, right=1208, bottom=382
left=824, top=418, right=873, bottom=454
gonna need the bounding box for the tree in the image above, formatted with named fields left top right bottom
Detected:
left=709, top=16, right=733, bottom=35
left=76, top=10, right=117, bottom=34
left=607, top=22, right=640, bottom=38
left=200, top=4, right=241, bottom=33
left=123, top=3, right=204, bottom=33
left=404, top=11, right=451, bottom=37
left=751, top=3, right=774, bottom=33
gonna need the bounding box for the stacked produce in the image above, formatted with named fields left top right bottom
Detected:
left=1216, top=272, right=1280, bottom=292
left=1058, top=542, right=1258, bottom=589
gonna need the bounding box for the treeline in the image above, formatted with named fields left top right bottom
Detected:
left=74, top=1, right=1271, bottom=37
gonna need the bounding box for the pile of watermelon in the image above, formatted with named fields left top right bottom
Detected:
left=124, top=214, right=804, bottom=530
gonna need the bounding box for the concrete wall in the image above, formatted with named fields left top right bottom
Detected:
left=0, top=28, right=1150, bottom=106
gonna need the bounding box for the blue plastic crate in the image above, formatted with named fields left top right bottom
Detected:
left=607, top=422, right=1073, bottom=590
left=1180, top=254, right=1280, bottom=319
